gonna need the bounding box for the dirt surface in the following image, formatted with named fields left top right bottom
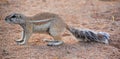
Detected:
left=0, top=0, right=120, bottom=59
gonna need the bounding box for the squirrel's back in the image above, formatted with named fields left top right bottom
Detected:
left=30, top=12, right=61, bottom=20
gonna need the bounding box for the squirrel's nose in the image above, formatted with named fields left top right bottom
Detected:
left=5, top=15, right=12, bottom=22
left=5, top=16, right=8, bottom=21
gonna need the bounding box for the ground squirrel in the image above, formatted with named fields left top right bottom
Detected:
left=5, top=12, right=110, bottom=46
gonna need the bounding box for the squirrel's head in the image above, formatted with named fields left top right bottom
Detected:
left=5, top=13, right=26, bottom=24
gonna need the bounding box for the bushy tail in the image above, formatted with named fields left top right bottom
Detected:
left=66, top=26, right=110, bottom=44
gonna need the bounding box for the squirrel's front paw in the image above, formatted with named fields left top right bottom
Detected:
left=15, top=39, right=26, bottom=45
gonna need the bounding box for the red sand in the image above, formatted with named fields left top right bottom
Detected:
left=0, top=0, right=120, bottom=59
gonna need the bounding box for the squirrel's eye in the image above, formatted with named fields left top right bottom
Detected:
left=11, top=15, right=16, bottom=18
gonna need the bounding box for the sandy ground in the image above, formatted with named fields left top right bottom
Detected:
left=0, top=0, right=120, bottom=59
